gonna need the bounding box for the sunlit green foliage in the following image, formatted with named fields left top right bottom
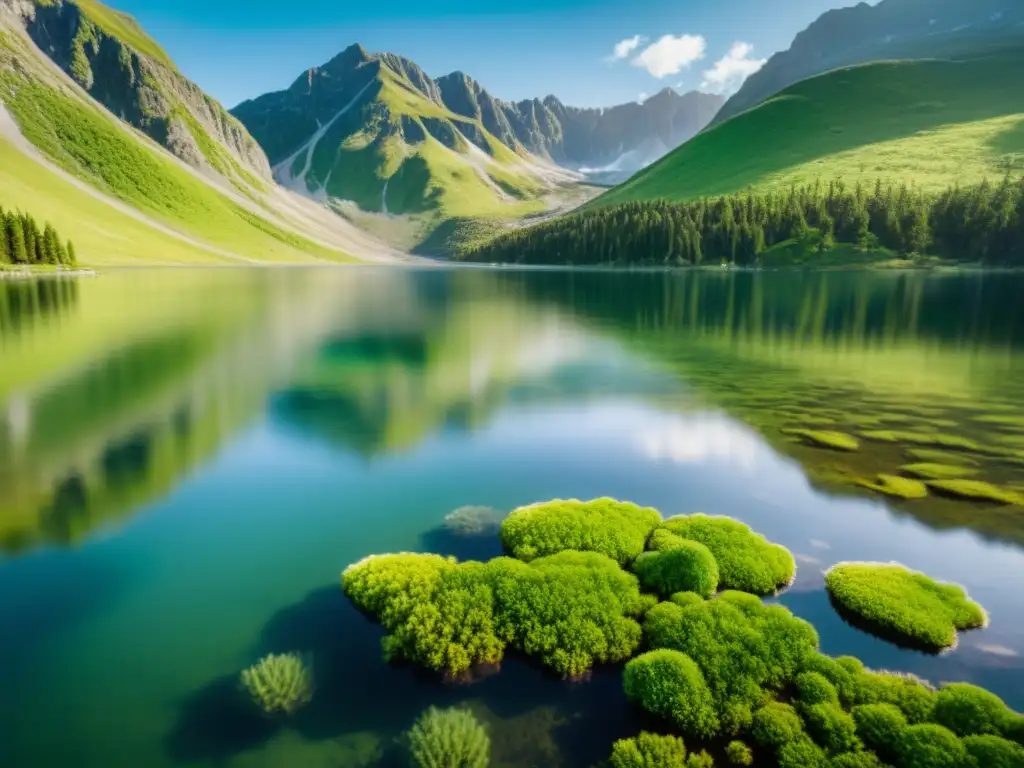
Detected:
left=657, top=515, right=795, bottom=594
left=778, top=738, right=828, bottom=768
left=796, top=672, right=840, bottom=707
left=407, top=706, right=490, bottom=768
left=464, top=175, right=1024, bottom=267
left=751, top=703, right=806, bottom=749
left=803, top=703, right=861, bottom=755
left=925, top=479, right=1024, bottom=505
left=623, top=650, right=719, bottom=738
left=643, top=592, right=818, bottom=734
left=725, top=740, right=754, bottom=766
left=670, top=591, right=706, bottom=608
left=894, top=724, right=969, bottom=768
left=852, top=703, right=907, bottom=757
left=609, top=732, right=688, bottom=768
left=856, top=474, right=929, bottom=500
left=500, top=498, right=661, bottom=564
left=341, top=550, right=647, bottom=678
left=900, top=463, right=979, bottom=480
left=0, top=206, right=76, bottom=266
left=633, top=539, right=719, bottom=598
left=932, top=683, right=1017, bottom=738
left=825, top=563, right=987, bottom=650
left=239, top=652, right=313, bottom=716
left=962, top=734, right=1024, bottom=768
left=785, top=429, right=860, bottom=452
left=828, top=752, right=886, bottom=768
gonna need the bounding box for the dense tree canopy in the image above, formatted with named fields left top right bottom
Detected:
left=462, top=178, right=1024, bottom=267
left=0, top=206, right=76, bottom=267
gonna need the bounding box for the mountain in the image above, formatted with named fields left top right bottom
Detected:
left=0, top=0, right=400, bottom=265
left=592, top=41, right=1024, bottom=209
left=713, top=0, right=1024, bottom=126
left=431, top=74, right=724, bottom=181
left=231, top=44, right=570, bottom=223
left=230, top=46, right=724, bottom=220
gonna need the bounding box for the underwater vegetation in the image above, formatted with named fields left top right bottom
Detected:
left=783, top=429, right=861, bottom=452
left=656, top=515, right=796, bottom=595
left=239, top=652, right=314, bottom=716
left=338, top=500, right=1023, bottom=768
left=824, top=563, right=987, bottom=651
left=855, top=474, right=929, bottom=500
left=443, top=505, right=505, bottom=537
left=407, top=706, right=490, bottom=768
left=499, top=497, right=661, bottom=565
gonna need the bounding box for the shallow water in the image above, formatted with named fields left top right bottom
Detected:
left=1, top=267, right=1023, bottom=768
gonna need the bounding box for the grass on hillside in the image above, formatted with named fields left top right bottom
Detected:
left=72, top=0, right=177, bottom=69
left=0, top=138, right=234, bottom=266
left=1, top=75, right=351, bottom=263
left=595, top=46, right=1024, bottom=208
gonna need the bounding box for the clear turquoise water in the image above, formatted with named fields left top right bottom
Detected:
left=1, top=268, right=1023, bottom=767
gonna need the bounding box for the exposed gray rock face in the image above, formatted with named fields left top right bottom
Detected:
left=19, top=0, right=271, bottom=179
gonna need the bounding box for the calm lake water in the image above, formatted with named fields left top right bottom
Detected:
left=1, top=268, right=1023, bottom=768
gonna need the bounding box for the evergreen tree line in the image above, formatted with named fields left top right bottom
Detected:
left=462, top=178, right=1024, bottom=267
left=0, top=206, right=77, bottom=267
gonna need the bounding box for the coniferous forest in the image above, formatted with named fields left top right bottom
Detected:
left=462, top=178, right=1024, bottom=266
left=0, top=206, right=77, bottom=267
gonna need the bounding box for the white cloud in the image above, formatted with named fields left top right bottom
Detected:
left=631, top=34, right=707, bottom=78
left=607, top=35, right=646, bottom=62
left=700, top=41, right=767, bottom=95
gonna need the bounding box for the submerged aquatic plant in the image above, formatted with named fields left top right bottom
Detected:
left=824, top=562, right=986, bottom=651
left=407, top=706, right=490, bottom=768
left=443, top=505, right=505, bottom=536
left=656, top=514, right=795, bottom=595
left=856, top=474, right=928, bottom=500
left=925, top=479, right=1024, bottom=505
left=499, top=497, right=661, bottom=564
left=783, top=428, right=860, bottom=452
left=239, top=652, right=313, bottom=716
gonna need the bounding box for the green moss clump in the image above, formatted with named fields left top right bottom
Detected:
left=623, top=649, right=719, bottom=738
left=852, top=703, right=907, bottom=755
left=900, top=463, right=979, bottom=480
left=925, top=479, right=1024, bottom=505
left=859, top=431, right=980, bottom=451
left=778, top=738, right=828, bottom=768
left=894, top=723, right=969, bottom=768
left=856, top=474, right=929, bottom=500
left=633, top=539, right=719, bottom=598
left=499, top=498, right=661, bottom=564
left=962, top=734, right=1024, bottom=768
left=796, top=672, right=840, bottom=706
left=751, top=703, right=805, bottom=749
left=342, top=550, right=647, bottom=678
left=783, top=428, right=860, bottom=452
left=904, top=449, right=979, bottom=466
left=828, top=752, right=885, bottom=768
left=824, top=562, right=987, bottom=651
left=804, top=703, right=861, bottom=755
left=842, top=670, right=936, bottom=724
left=685, top=751, right=715, bottom=768
left=239, top=652, right=313, bottom=716
left=657, top=514, right=796, bottom=595
left=932, top=683, right=1017, bottom=738
left=643, top=593, right=818, bottom=734
left=725, top=740, right=754, bottom=766
left=492, top=550, right=648, bottom=678
left=407, top=706, right=489, bottom=768
left=609, top=732, right=688, bottom=768
left=670, top=591, right=706, bottom=608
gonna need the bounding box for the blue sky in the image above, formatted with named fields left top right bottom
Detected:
left=112, top=0, right=863, bottom=109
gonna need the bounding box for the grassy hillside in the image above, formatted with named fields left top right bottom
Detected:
left=0, top=25, right=364, bottom=265
left=594, top=46, right=1024, bottom=209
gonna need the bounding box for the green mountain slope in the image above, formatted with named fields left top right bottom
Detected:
left=0, top=2, right=399, bottom=265
left=233, top=45, right=569, bottom=223
left=712, top=0, right=1024, bottom=128
left=594, top=44, right=1024, bottom=209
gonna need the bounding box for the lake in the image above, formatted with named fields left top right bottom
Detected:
left=1, top=267, right=1023, bottom=768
